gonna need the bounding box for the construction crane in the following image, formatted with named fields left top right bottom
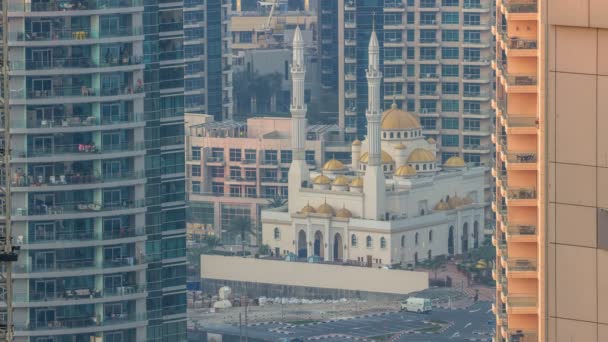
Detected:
left=0, top=1, right=20, bottom=340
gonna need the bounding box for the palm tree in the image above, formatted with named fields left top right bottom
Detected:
left=225, top=216, right=255, bottom=256
left=267, top=196, right=287, bottom=208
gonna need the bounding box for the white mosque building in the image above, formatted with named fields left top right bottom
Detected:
left=261, top=27, right=486, bottom=267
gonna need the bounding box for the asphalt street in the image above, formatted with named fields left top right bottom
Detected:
left=193, top=301, right=495, bottom=342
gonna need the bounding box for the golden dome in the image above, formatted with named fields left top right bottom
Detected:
left=312, top=175, right=331, bottom=185
left=352, top=139, right=362, bottom=146
left=444, top=156, right=466, bottom=168
left=447, top=195, right=464, bottom=209
left=335, top=206, right=353, bottom=218
left=332, top=175, right=350, bottom=186
left=394, top=143, right=406, bottom=150
left=317, top=202, right=335, bottom=215
left=322, top=158, right=345, bottom=171
left=359, top=150, right=394, bottom=164
left=427, top=137, right=436, bottom=144
left=434, top=200, right=450, bottom=211
left=381, top=103, right=421, bottom=130
left=395, top=165, right=417, bottom=177
left=407, top=148, right=435, bottom=163
left=350, top=177, right=364, bottom=187
left=300, top=203, right=316, bottom=214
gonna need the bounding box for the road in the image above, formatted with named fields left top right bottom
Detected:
left=189, top=301, right=495, bottom=342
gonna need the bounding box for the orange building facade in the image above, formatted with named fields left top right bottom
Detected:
left=493, top=0, right=608, bottom=341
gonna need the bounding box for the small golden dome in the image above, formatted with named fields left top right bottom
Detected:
left=444, top=156, right=466, bottom=168
left=427, top=137, right=436, bottom=144
left=395, top=165, right=417, bottom=177
left=434, top=200, right=450, bottom=211
left=352, top=139, right=362, bottom=146
left=312, top=175, right=331, bottom=185
left=335, top=206, right=352, bottom=218
left=317, top=202, right=335, bottom=215
left=359, top=150, right=394, bottom=164
left=394, top=143, right=406, bottom=150
left=407, top=148, right=435, bottom=163
left=300, top=203, right=316, bottom=214
left=350, top=177, right=364, bottom=187
left=381, top=103, right=421, bottom=130
left=447, top=195, right=464, bottom=209
left=332, top=175, right=350, bottom=186
left=322, top=158, right=345, bottom=171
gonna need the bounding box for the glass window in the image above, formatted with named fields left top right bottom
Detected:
left=420, top=82, right=437, bottom=95
left=464, top=65, right=481, bottom=79
left=442, top=100, right=459, bottom=112
left=420, top=47, right=436, bottom=60
left=442, top=64, right=459, bottom=77
left=420, top=100, right=436, bottom=113
left=280, top=150, right=292, bottom=163
left=442, top=30, right=459, bottom=42
left=406, top=47, right=415, bottom=59
left=442, top=117, right=459, bottom=129
left=366, top=236, right=372, bottom=248
left=192, top=181, right=201, bottom=193
left=442, top=12, right=459, bottom=24
left=442, top=47, right=459, bottom=59
left=420, top=117, right=437, bottom=129
left=420, top=12, right=437, bottom=25
left=380, top=237, right=387, bottom=249
left=407, top=29, right=415, bottom=42
left=305, top=151, right=315, bottom=164
left=442, top=0, right=459, bottom=6
left=442, top=135, right=460, bottom=147
left=191, top=165, right=201, bottom=177
left=464, top=101, right=481, bottom=114
left=407, top=12, right=415, bottom=24
left=464, top=30, right=481, bottom=43
left=351, top=235, right=357, bottom=247
left=464, top=153, right=481, bottom=165
left=420, top=30, right=436, bottom=43
left=191, top=147, right=201, bottom=160
left=442, top=82, right=459, bottom=94
left=407, top=99, right=416, bottom=112
left=464, top=118, right=481, bottom=131
left=244, top=149, right=256, bottom=162
left=464, top=13, right=481, bottom=26
left=420, top=64, right=436, bottom=76
left=464, top=48, right=481, bottom=62
left=229, top=148, right=241, bottom=161
left=407, top=82, right=415, bottom=94
left=407, top=64, right=415, bottom=77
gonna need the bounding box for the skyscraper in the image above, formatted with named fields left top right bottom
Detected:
left=493, top=0, right=608, bottom=341
left=183, top=0, right=233, bottom=120
left=318, top=0, right=493, bottom=168
left=0, top=0, right=187, bottom=340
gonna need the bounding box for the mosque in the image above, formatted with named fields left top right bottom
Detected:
left=261, top=26, right=486, bottom=267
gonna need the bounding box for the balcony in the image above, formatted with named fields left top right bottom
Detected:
left=11, top=85, right=144, bottom=105
left=12, top=142, right=146, bottom=162
left=13, top=285, right=146, bottom=306
left=507, top=330, right=538, bottom=342
left=507, top=187, right=536, bottom=205
left=9, top=27, right=143, bottom=44
left=507, top=225, right=537, bottom=243
left=501, top=34, right=538, bottom=57
left=12, top=112, right=144, bottom=133
left=502, top=73, right=537, bottom=93
left=12, top=199, right=146, bottom=220
left=10, top=56, right=144, bottom=74
left=506, top=258, right=537, bottom=278
left=507, top=296, right=537, bottom=315
left=505, top=152, right=537, bottom=170
left=503, top=0, right=538, bottom=17
left=22, top=226, right=146, bottom=246
left=8, top=0, right=143, bottom=13
left=504, top=115, right=537, bottom=134
left=14, top=313, right=147, bottom=334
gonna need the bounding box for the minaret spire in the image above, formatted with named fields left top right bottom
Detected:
left=363, top=20, right=386, bottom=221
left=288, top=25, right=309, bottom=214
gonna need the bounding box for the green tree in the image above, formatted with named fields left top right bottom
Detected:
left=225, top=216, right=255, bottom=256
left=267, top=196, right=287, bottom=208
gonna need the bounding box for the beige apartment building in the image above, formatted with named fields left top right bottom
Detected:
left=492, top=0, right=608, bottom=341
left=185, top=114, right=347, bottom=241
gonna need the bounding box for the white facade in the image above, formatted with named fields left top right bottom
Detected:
left=261, top=27, right=486, bottom=267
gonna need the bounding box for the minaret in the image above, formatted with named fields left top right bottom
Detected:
left=288, top=26, right=309, bottom=213
left=363, top=27, right=387, bottom=220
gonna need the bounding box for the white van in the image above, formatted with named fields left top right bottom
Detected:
left=400, top=297, right=432, bottom=313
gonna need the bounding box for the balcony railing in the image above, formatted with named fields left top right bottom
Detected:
left=508, top=330, right=538, bottom=342
left=507, top=225, right=537, bottom=236
left=13, top=285, right=146, bottom=303
left=11, top=85, right=144, bottom=100
left=10, top=27, right=143, bottom=42
left=13, top=112, right=144, bottom=129
left=14, top=313, right=147, bottom=331
left=506, top=152, right=537, bottom=164
left=506, top=115, right=537, bottom=128
left=11, top=56, right=143, bottom=71
left=13, top=199, right=146, bottom=217
left=13, top=170, right=145, bottom=188
left=507, top=258, right=537, bottom=272
left=505, top=74, right=537, bottom=87
left=507, top=187, right=536, bottom=200
left=504, top=0, right=538, bottom=13
left=507, top=296, right=537, bottom=308
left=14, top=142, right=145, bottom=158
left=23, top=226, right=145, bottom=244
left=9, top=0, right=143, bottom=12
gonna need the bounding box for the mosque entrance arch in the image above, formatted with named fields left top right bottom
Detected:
left=333, top=233, right=343, bottom=261
left=297, top=230, right=307, bottom=258
left=448, top=226, right=455, bottom=255
left=314, top=231, right=324, bottom=258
